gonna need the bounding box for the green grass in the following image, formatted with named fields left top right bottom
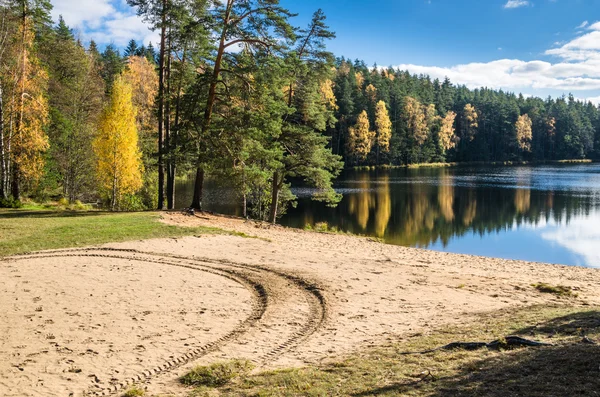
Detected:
left=186, top=305, right=600, bottom=397
left=0, top=209, right=227, bottom=257
left=180, top=360, right=255, bottom=388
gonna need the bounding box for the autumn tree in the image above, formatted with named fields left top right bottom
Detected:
left=404, top=96, right=428, bottom=145
left=122, top=56, right=158, bottom=134
left=439, top=111, right=457, bottom=153
left=0, top=0, right=51, bottom=201
left=348, top=110, right=375, bottom=161
left=374, top=100, right=391, bottom=162
left=516, top=113, right=532, bottom=153
left=94, top=76, right=143, bottom=210
left=461, top=103, right=478, bottom=142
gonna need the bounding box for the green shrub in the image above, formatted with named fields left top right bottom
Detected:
left=0, top=197, right=23, bottom=208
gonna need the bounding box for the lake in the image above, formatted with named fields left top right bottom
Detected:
left=176, top=164, right=600, bottom=268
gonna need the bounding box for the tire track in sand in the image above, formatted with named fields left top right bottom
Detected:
left=8, top=248, right=328, bottom=396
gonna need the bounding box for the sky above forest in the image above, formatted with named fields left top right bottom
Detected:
left=49, top=0, right=600, bottom=103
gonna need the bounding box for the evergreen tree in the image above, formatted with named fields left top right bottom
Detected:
left=124, top=39, right=138, bottom=57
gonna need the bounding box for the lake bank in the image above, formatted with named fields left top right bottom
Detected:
left=353, top=158, right=595, bottom=171
left=3, top=211, right=600, bottom=396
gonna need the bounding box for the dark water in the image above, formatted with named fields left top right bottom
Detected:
left=177, top=164, right=600, bottom=268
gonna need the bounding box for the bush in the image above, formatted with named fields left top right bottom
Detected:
left=0, top=197, right=23, bottom=208
left=180, top=360, right=255, bottom=387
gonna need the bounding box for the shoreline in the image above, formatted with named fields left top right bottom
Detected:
left=352, top=158, right=595, bottom=171
left=3, top=211, right=600, bottom=396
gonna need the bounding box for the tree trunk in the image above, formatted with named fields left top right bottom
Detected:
left=190, top=166, right=204, bottom=210
left=156, top=0, right=168, bottom=210
left=268, top=171, right=280, bottom=224
left=12, top=1, right=27, bottom=201
left=165, top=28, right=174, bottom=209
left=170, top=46, right=186, bottom=210
left=0, top=84, right=5, bottom=199
left=10, top=163, right=19, bottom=200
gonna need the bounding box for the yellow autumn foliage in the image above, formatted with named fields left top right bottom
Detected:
left=320, top=79, right=338, bottom=111
left=516, top=114, right=533, bottom=152
left=365, top=84, right=377, bottom=104
left=122, top=56, right=158, bottom=132
left=348, top=110, right=375, bottom=160
left=462, top=104, right=478, bottom=142
left=94, top=76, right=143, bottom=209
left=375, top=100, right=392, bottom=153
left=439, top=111, right=457, bottom=151
left=404, top=97, right=428, bottom=145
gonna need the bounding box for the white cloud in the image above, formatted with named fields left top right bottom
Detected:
left=390, top=23, right=600, bottom=96
left=577, top=21, right=589, bottom=29
left=391, top=58, right=600, bottom=92
left=503, top=0, right=530, bottom=9
left=50, top=0, right=159, bottom=47
left=540, top=210, right=600, bottom=268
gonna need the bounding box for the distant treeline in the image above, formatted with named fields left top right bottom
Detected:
left=329, top=59, right=600, bottom=167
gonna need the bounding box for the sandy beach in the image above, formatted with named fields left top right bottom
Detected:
left=2, top=212, right=600, bottom=396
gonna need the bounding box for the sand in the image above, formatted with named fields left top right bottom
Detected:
left=2, top=212, right=600, bottom=396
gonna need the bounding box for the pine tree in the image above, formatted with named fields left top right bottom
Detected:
left=124, top=39, right=139, bottom=57
left=44, top=17, right=104, bottom=202
left=94, top=76, right=143, bottom=210
left=100, top=44, right=124, bottom=92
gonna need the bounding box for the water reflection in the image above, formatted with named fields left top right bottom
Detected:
left=281, top=165, right=600, bottom=267
left=175, top=164, right=600, bottom=267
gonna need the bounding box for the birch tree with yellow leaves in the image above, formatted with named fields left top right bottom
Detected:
left=348, top=110, right=375, bottom=161
left=94, top=76, right=143, bottom=210
left=438, top=111, right=457, bottom=153
left=516, top=114, right=533, bottom=154
left=461, top=103, right=478, bottom=142
left=374, top=100, right=391, bottom=163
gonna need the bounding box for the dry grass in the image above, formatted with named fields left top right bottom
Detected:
left=184, top=305, right=600, bottom=396
left=532, top=282, right=577, bottom=297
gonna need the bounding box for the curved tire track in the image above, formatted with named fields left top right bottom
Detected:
left=8, top=248, right=328, bottom=396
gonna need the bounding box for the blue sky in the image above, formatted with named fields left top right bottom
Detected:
left=50, top=0, right=600, bottom=103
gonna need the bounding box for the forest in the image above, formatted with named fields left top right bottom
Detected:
left=1, top=0, right=599, bottom=221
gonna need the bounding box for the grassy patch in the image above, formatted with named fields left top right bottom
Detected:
left=191, top=305, right=600, bottom=396
left=121, top=387, right=145, bottom=397
left=0, top=209, right=227, bottom=257
left=533, top=282, right=576, bottom=297
left=181, top=360, right=255, bottom=387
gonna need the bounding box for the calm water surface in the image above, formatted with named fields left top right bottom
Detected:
left=177, top=164, right=600, bottom=268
